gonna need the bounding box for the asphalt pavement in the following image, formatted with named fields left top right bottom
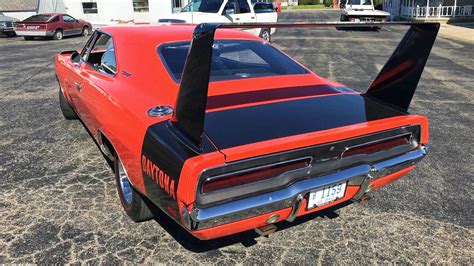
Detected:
left=0, top=10, right=473, bottom=263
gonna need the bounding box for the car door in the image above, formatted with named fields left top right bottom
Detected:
left=223, top=0, right=259, bottom=35
left=62, top=14, right=81, bottom=36
left=72, top=32, right=117, bottom=138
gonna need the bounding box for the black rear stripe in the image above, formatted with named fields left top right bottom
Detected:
left=206, top=85, right=353, bottom=110
left=204, top=94, right=406, bottom=150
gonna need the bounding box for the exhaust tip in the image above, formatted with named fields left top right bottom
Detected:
left=255, top=224, right=277, bottom=237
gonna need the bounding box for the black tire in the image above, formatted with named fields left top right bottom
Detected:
left=259, top=28, right=271, bottom=42
left=24, top=36, right=33, bottom=40
left=82, top=26, right=89, bottom=36
left=53, top=29, right=63, bottom=40
left=114, top=153, right=153, bottom=222
left=5, top=32, right=16, bottom=37
left=59, top=88, right=78, bottom=119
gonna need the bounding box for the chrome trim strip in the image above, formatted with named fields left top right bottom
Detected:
left=15, top=30, right=53, bottom=36
left=189, top=146, right=427, bottom=230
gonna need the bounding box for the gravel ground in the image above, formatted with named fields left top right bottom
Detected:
left=0, top=10, right=473, bottom=264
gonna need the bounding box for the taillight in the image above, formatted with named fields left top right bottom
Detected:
left=201, top=158, right=311, bottom=194
left=342, top=134, right=411, bottom=158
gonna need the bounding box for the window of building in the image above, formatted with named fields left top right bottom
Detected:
left=82, top=2, right=98, bottom=14
left=133, top=0, right=149, bottom=12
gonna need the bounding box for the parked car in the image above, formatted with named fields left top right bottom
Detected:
left=340, top=0, right=390, bottom=22
left=54, top=22, right=439, bottom=240
left=15, top=13, right=92, bottom=40
left=159, top=0, right=278, bottom=41
left=0, top=12, right=19, bottom=37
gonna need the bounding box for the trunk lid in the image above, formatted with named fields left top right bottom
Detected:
left=203, top=92, right=407, bottom=161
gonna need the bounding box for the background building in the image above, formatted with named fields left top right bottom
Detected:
left=1, top=0, right=188, bottom=24
left=0, top=0, right=37, bottom=20
left=383, top=0, right=473, bottom=20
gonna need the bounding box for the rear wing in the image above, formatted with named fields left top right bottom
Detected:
left=172, top=22, right=439, bottom=147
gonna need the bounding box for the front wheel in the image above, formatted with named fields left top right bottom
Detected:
left=82, top=26, right=90, bottom=36
left=259, top=28, right=271, bottom=42
left=114, top=153, right=153, bottom=222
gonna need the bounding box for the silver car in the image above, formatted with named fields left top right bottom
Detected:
left=0, top=12, right=20, bottom=37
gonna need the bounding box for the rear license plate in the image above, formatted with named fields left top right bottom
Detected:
left=27, top=26, right=38, bottom=30
left=308, top=182, right=346, bottom=209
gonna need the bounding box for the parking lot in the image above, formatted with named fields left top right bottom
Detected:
left=0, top=10, right=473, bottom=263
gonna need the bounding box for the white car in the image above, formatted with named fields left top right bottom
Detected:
left=340, top=0, right=390, bottom=22
left=159, top=0, right=278, bottom=41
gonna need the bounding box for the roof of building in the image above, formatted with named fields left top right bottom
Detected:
left=0, top=0, right=37, bottom=12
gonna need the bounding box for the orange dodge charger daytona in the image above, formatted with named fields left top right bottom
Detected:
left=55, top=22, right=439, bottom=240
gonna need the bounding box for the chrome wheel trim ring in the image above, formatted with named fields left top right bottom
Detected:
left=118, top=159, right=133, bottom=205
left=262, top=30, right=270, bottom=41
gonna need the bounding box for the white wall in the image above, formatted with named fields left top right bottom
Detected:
left=2, top=11, right=36, bottom=21
left=62, top=0, right=173, bottom=25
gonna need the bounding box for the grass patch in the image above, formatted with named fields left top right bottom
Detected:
left=282, top=4, right=332, bottom=10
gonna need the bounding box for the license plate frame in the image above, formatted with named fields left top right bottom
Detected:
left=307, top=182, right=347, bottom=209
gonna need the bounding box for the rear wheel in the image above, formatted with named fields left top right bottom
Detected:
left=114, top=153, right=153, bottom=222
left=82, top=26, right=90, bottom=36
left=59, top=87, right=78, bottom=120
left=53, top=29, right=63, bottom=40
left=259, top=28, right=271, bottom=42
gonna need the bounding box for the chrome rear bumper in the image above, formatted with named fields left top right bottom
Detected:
left=183, top=146, right=427, bottom=230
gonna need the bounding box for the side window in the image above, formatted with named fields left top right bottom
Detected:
left=85, top=34, right=116, bottom=75
left=237, top=0, right=251, bottom=13
left=224, top=0, right=250, bottom=14
left=100, top=41, right=117, bottom=75
left=50, top=16, right=60, bottom=22
left=81, top=32, right=99, bottom=61
left=63, top=15, right=76, bottom=22
left=224, top=0, right=237, bottom=14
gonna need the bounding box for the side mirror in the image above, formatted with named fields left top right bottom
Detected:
left=340, top=2, right=346, bottom=8
left=224, top=8, right=235, bottom=15
left=71, top=51, right=80, bottom=64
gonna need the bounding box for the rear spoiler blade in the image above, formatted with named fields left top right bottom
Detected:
left=172, top=22, right=440, bottom=148
left=365, top=23, right=439, bottom=111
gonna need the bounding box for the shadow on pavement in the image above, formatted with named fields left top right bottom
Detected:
left=147, top=198, right=352, bottom=252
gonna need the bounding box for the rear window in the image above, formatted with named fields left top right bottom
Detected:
left=159, top=40, right=308, bottom=82
left=254, top=2, right=275, bottom=13
left=23, top=15, right=53, bottom=22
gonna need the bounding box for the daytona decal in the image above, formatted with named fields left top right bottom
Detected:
left=141, top=155, right=176, bottom=200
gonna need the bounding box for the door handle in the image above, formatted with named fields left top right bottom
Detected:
left=251, top=16, right=255, bottom=19
left=74, top=82, right=82, bottom=90
left=235, top=18, right=240, bottom=21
